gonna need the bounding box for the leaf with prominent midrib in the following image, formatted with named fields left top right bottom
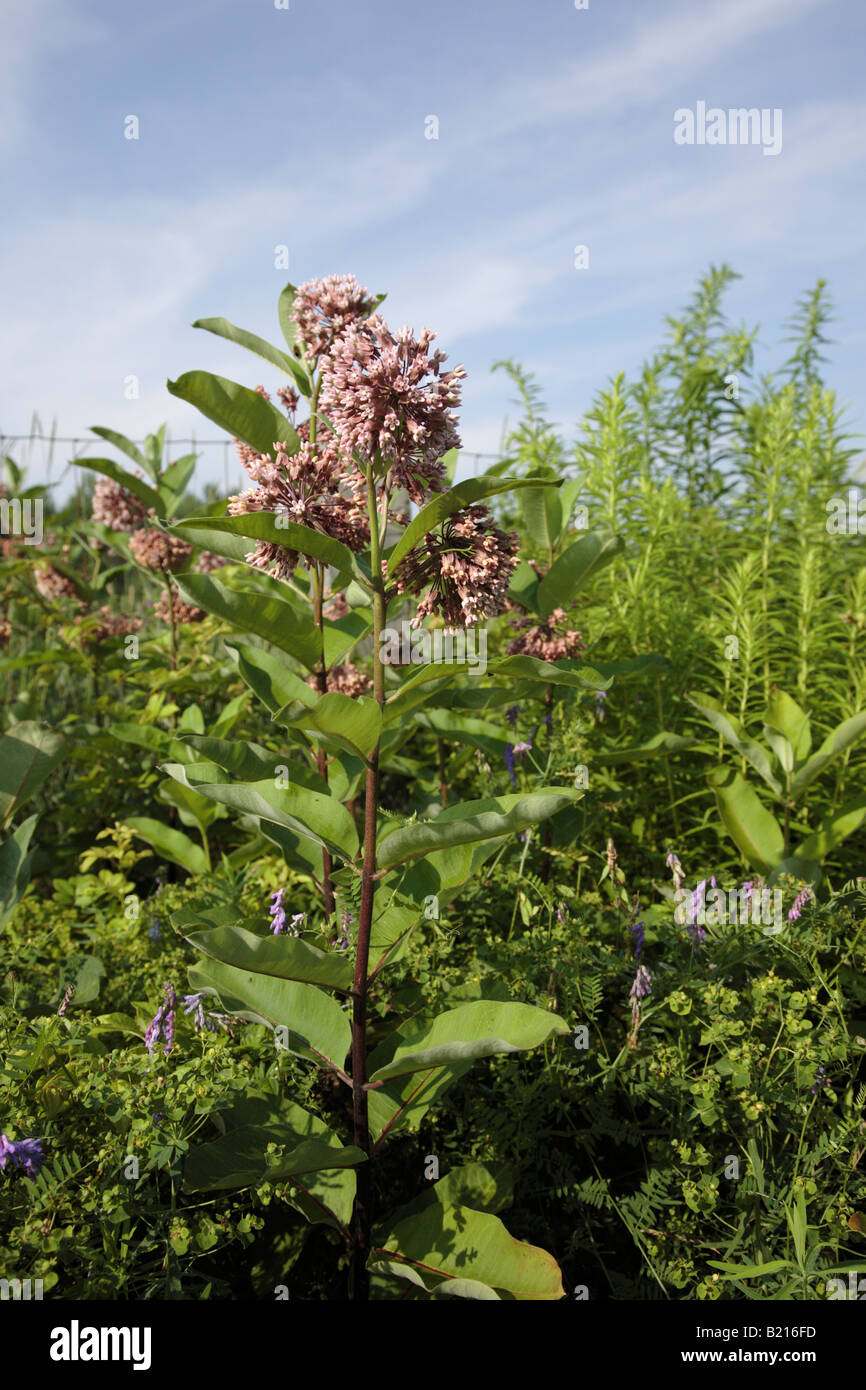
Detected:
left=187, top=957, right=351, bottom=1071
left=186, top=924, right=352, bottom=991
left=371, top=1201, right=564, bottom=1300
left=376, top=788, right=581, bottom=871
left=368, top=999, right=569, bottom=1083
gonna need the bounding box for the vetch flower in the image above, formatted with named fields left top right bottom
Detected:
left=506, top=704, right=521, bottom=727
left=629, top=965, right=653, bottom=1001
left=269, top=888, right=288, bottom=935
left=512, top=740, right=533, bottom=759
left=630, top=921, right=645, bottom=959
left=144, top=982, right=177, bottom=1057
left=0, top=1134, right=44, bottom=1178
left=504, top=743, right=517, bottom=787
left=666, top=852, right=685, bottom=892
left=789, top=886, right=813, bottom=921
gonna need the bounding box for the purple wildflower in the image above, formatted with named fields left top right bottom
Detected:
left=504, top=743, right=517, bottom=787
left=513, top=740, right=533, bottom=759
left=666, top=852, right=685, bottom=891
left=506, top=704, right=521, bottom=727
left=686, top=880, right=708, bottom=946
left=0, top=1134, right=44, bottom=1179
left=630, top=921, right=645, bottom=959
left=557, top=904, right=567, bottom=925
left=148, top=916, right=162, bottom=942
left=789, top=886, right=813, bottom=922
left=181, top=992, right=233, bottom=1035
left=595, top=691, right=607, bottom=720
left=334, top=909, right=353, bottom=953
left=57, top=984, right=74, bottom=1017
left=269, top=888, right=288, bottom=935
left=144, top=982, right=177, bottom=1057
left=629, top=965, right=652, bottom=1001
left=811, top=1065, right=828, bottom=1097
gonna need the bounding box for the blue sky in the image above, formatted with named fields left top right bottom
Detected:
left=2, top=0, right=864, bottom=496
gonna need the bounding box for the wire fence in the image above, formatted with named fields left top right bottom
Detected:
left=0, top=428, right=504, bottom=500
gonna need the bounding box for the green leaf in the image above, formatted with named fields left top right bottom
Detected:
left=57, top=953, right=105, bottom=1008
left=535, top=530, right=625, bottom=617
left=707, top=1259, right=795, bottom=1279
left=414, top=709, right=509, bottom=760
left=89, top=425, right=148, bottom=473
left=0, top=814, right=38, bottom=932
left=124, top=817, right=210, bottom=875
left=274, top=692, right=382, bottom=761
left=372, top=1202, right=564, bottom=1300
left=707, top=767, right=784, bottom=872
left=687, top=692, right=783, bottom=796
left=595, top=732, right=697, bottom=764
left=176, top=513, right=367, bottom=581
left=0, top=722, right=67, bottom=828
left=187, top=957, right=351, bottom=1071
left=368, top=999, right=568, bottom=1083
left=183, top=1096, right=361, bottom=1194
left=166, top=371, right=300, bottom=457
left=520, top=482, right=562, bottom=559
left=75, top=457, right=161, bottom=513
left=791, top=711, right=866, bottom=797
left=508, top=559, right=540, bottom=613
left=163, top=766, right=359, bottom=862
left=387, top=477, right=560, bottom=576
left=764, top=690, right=812, bottom=762
left=794, top=797, right=866, bottom=862
left=186, top=924, right=353, bottom=991
left=158, top=454, right=197, bottom=514
left=174, top=574, right=322, bottom=670
left=486, top=654, right=612, bottom=692
left=225, top=641, right=317, bottom=714
left=377, top=788, right=581, bottom=871
left=193, top=316, right=299, bottom=378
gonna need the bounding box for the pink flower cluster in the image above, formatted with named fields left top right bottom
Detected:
left=392, top=504, right=519, bottom=628
left=92, top=477, right=150, bottom=531
left=507, top=607, right=586, bottom=661
left=228, top=440, right=369, bottom=581
left=129, top=529, right=193, bottom=573
left=319, top=316, right=465, bottom=503
left=307, top=662, right=372, bottom=697
left=153, top=586, right=206, bottom=625
left=34, top=565, right=81, bottom=604
left=291, top=274, right=377, bottom=360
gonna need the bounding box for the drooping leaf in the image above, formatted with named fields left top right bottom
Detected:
left=376, top=788, right=581, bottom=871
left=688, top=692, right=783, bottom=797
left=368, top=999, right=569, bottom=1083
left=176, top=513, right=368, bottom=582
left=124, top=817, right=210, bottom=875
left=186, top=924, right=353, bottom=991
left=706, top=767, right=784, bottom=872
left=794, top=797, right=866, bottom=862
left=166, top=371, right=300, bottom=457
left=0, top=723, right=67, bottom=828
left=791, top=711, right=866, bottom=797
left=274, top=692, right=382, bottom=761
left=174, top=573, right=322, bottom=670
left=75, top=458, right=161, bottom=513
left=371, top=1201, right=564, bottom=1300
left=535, top=530, right=625, bottom=617
left=187, top=957, right=351, bottom=1071
left=225, top=640, right=318, bottom=714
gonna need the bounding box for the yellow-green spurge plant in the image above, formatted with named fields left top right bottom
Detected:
left=126, top=275, right=652, bottom=1299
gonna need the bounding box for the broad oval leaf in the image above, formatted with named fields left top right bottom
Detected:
left=186, top=924, right=353, bottom=991
left=372, top=1201, right=564, bottom=1300
left=166, top=371, right=300, bottom=457
left=535, top=530, right=625, bottom=617
left=376, top=788, right=581, bottom=871
left=187, top=957, right=351, bottom=1071
left=0, top=723, right=67, bottom=827
left=707, top=767, right=784, bottom=872
left=368, top=999, right=568, bottom=1084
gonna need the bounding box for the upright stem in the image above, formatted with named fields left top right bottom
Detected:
left=311, top=563, right=335, bottom=918
left=164, top=574, right=177, bottom=671
left=350, top=465, right=386, bottom=1300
